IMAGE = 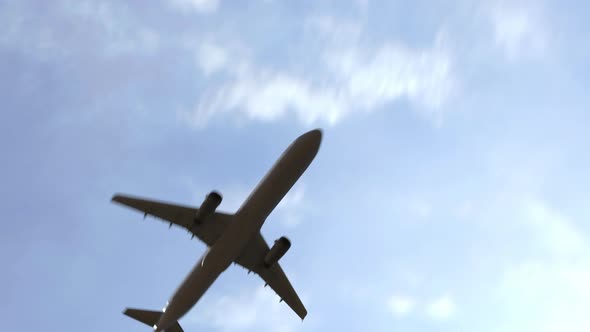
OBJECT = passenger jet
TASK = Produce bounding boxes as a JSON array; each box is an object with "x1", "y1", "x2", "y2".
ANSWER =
[{"x1": 111, "y1": 129, "x2": 322, "y2": 332}]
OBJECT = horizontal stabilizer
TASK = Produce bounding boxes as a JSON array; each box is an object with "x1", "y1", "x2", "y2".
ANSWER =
[{"x1": 123, "y1": 308, "x2": 184, "y2": 332}]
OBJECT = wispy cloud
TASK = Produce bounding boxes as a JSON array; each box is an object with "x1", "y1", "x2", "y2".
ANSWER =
[
  {"x1": 521, "y1": 199, "x2": 587, "y2": 257},
  {"x1": 275, "y1": 184, "x2": 306, "y2": 228},
  {"x1": 406, "y1": 197, "x2": 433, "y2": 219},
  {"x1": 196, "y1": 42, "x2": 230, "y2": 76},
  {"x1": 182, "y1": 17, "x2": 455, "y2": 127},
  {"x1": 487, "y1": 2, "x2": 549, "y2": 61},
  {"x1": 492, "y1": 199, "x2": 590, "y2": 332},
  {"x1": 385, "y1": 293, "x2": 456, "y2": 321},
  {"x1": 168, "y1": 0, "x2": 220, "y2": 14},
  {"x1": 425, "y1": 295, "x2": 455, "y2": 320},
  {"x1": 0, "y1": 1, "x2": 160, "y2": 60},
  {"x1": 454, "y1": 200, "x2": 473, "y2": 219},
  {"x1": 387, "y1": 295, "x2": 416, "y2": 317},
  {"x1": 497, "y1": 261, "x2": 590, "y2": 332}
]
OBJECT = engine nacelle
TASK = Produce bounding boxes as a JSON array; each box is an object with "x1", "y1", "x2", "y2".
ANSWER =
[
  {"x1": 264, "y1": 236, "x2": 291, "y2": 268},
  {"x1": 194, "y1": 191, "x2": 222, "y2": 224}
]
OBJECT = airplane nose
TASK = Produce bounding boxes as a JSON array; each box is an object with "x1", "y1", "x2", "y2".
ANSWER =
[
  {"x1": 298, "y1": 128, "x2": 322, "y2": 145},
  {"x1": 308, "y1": 129, "x2": 322, "y2": 141},
  {"x1": 285, "y1": 128, "x2": 323, "y2": 165}
]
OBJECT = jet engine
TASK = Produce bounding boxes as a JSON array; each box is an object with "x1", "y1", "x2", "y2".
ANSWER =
[
  {"x1": 194, "y1": 191, "x2": 222, "y2": 224},
  {"x1": 264, "y1": 236, "x2": 291, "y2": 268}
]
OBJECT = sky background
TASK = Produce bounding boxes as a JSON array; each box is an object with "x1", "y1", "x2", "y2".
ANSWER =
[{"x1": 2, "y1": 0, "x2": 590, "y2": 331}]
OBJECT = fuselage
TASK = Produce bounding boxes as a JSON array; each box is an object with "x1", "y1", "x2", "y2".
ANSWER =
[{"x1": 154, "y1": 129, "x2": 322, "y2": 332}]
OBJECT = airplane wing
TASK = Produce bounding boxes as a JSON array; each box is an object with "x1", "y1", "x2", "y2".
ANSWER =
[
  {"x1": 111, "y1": 194, "x2": 232, "y2": 247},
  {"x1": 235, "y1": 233, "x2": 307, "y2": 320}
]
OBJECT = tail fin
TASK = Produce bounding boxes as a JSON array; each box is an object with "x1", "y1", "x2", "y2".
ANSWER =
[{"x1": 123, "y1": 308, "x2": 184, "y2": 332}]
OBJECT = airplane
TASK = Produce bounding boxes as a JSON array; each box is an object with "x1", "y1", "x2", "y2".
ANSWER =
[{"x1": 111, "y1": 128, "x2": 322, "y2": 332}]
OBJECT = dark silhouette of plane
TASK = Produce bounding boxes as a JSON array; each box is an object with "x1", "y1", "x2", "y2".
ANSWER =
[{"x1": 112, "y1": 129, "x2": 322, "y2": 332}]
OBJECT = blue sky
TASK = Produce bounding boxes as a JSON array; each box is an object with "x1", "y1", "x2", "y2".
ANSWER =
[{"x1": 2, "y1": 0, "x2": 590, "y2": 331}]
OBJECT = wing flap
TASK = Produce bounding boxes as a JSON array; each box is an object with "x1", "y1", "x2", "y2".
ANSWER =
[{"x1": 112, "y1": 194, "x2": 232, "y2": 246}]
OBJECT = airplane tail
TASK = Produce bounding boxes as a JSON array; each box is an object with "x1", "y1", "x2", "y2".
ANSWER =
[{"x1": 123, "y1": 308, "x2": 184, "y2": 332}]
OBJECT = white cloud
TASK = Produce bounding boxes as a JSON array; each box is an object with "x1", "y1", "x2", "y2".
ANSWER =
[
  {"x1": 275, "y1": 184, "x2": 306, "y2": 228},
  {"x1": 386, "y1": 293, "x2": 457, "y2": 321},
  {"x1": 184, "y1": 285, "x2": 306, "y2": 332},
  {"x1": 196, "y1": 42, "x2": 229, "y2": 75},
  {"x1": 322, "y1": 36, "x2": 454, "y2": 111},
  {"x1": 387, "y1": 295, "x2": 416, "y2": 317},
  {"x1": 406, "y1": 198, "x2": 432, "y2": 219},
  {"x1": 0, "y1": 1, "x2": 161, "y2": 59},
  {"x1": 454, "y1": 200, "x2": 473, "y2": 218},
  {"x1": 491, "y1": 200, "x2": 590, "y2": 332},
  {"x1": 335, "y1": 280, "x2": 374, "y2": 303},
  {"x1": 303, "y1": 15, "x2": 364, "y2": 46},
  {"x1": 426, "y1": 295, "x2": 455, "y2": 320},
  {"x1": 521, "y1": 199, "x2": 587, "y2": 258},
  {"x1": 184, "y1": 70, "x2": 347, "y2": 126},
  {"x1": 169, "y1": 0, "x2": 219, "y2": 13},
  {"x1": 183, "y1": 18, "x2": 455, "y2": 127},
  {"x1": 487, "y1": 3, "x2": 548, "y2": 60},
  {"x1": 186, "y1": 178, "x2": 306, "y2": 228},
  {"x1": 496, "y1": 261, "x2": 590, "y2": 332},
  {"x1": 66, "y1": 2, "x2": 160, "y2": 57}
]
